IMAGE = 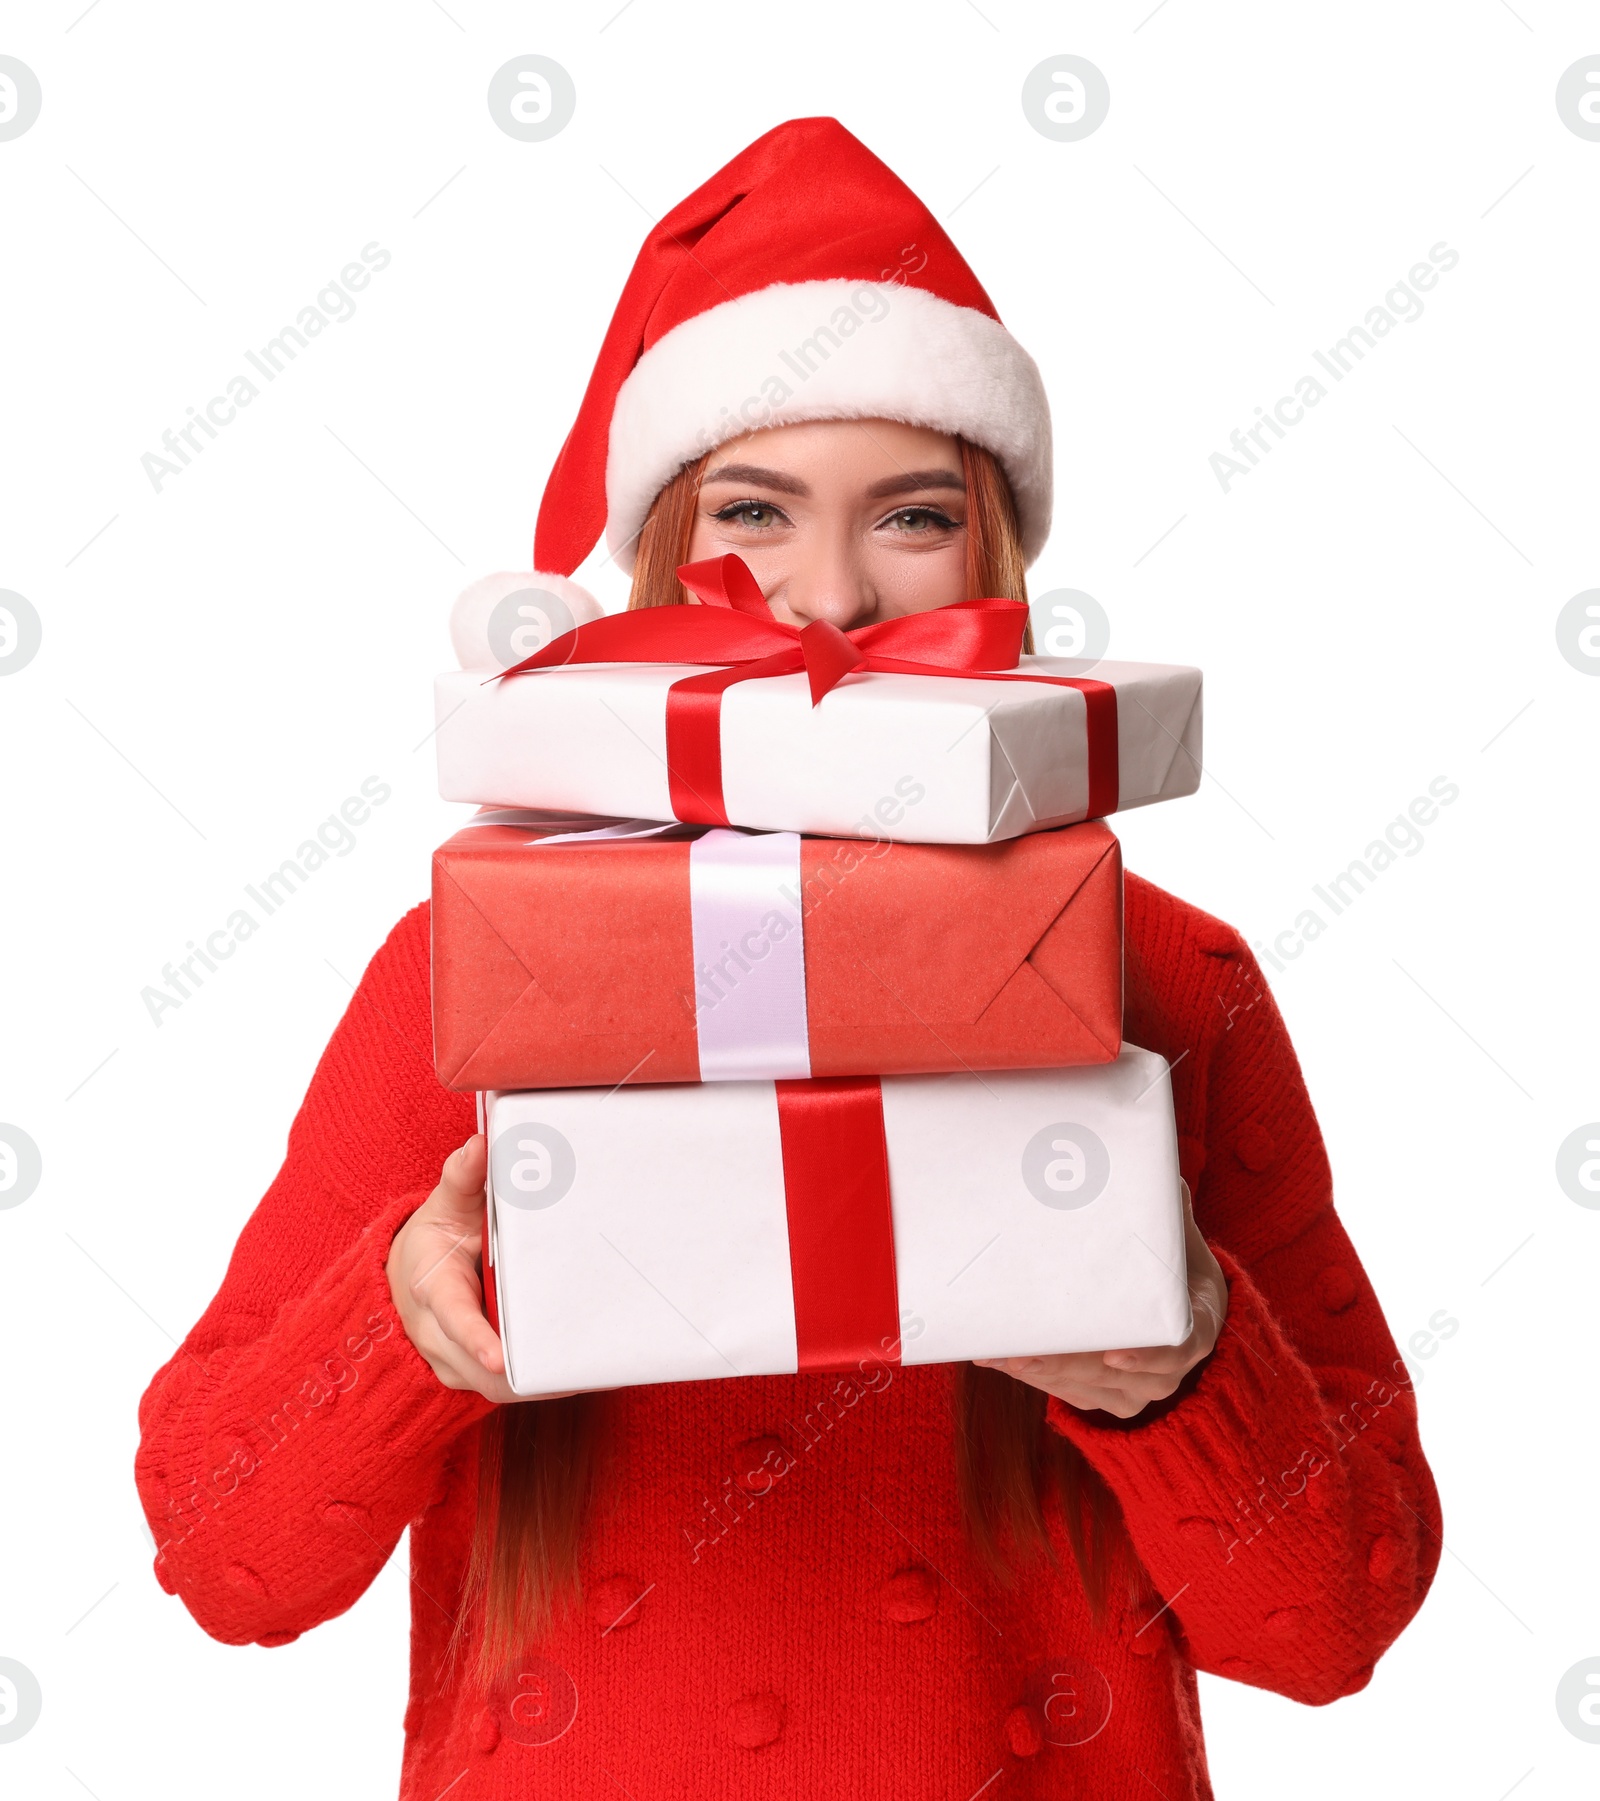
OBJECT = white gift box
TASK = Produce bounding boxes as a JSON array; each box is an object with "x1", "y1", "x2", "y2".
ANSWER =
[
  {"x1": 483, "y1": 1047, "x2": 1191, "y2": 1396},
  {"x1": 436, "y1": 657, "x2": 1202, "y2": 844}
]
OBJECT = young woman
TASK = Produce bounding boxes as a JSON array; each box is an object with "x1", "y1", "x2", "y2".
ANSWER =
[{"x1": 136, "y1": 119, "x2": 1439, "y2": 1800}]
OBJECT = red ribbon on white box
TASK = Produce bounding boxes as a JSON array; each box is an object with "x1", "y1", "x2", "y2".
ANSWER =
[
  {"x1": 483, "y1": 1074, "x2": 904, "y2": 1375},
  {"x1": 477, "y1": 818, "x2": 902, "y2": 1367},
  {"x1": 774, "y1": 1076, "x2": 902, "y2": 1371},
  {"x1": 491, "y1": 553, "x2": 1121, "y2": 827},
  {"x1": 482, "y1": 1048, "x2": 1191, "y2": 1394}
]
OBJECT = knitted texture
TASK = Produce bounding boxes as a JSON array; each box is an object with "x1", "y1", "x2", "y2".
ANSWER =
[{"x1": 135, "y1": 875, "x2": 1440, "y2": 1799}]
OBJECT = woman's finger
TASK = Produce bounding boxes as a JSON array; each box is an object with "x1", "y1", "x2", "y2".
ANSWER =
[
  {"x1": 431, "y1": 1135, "x2": 488, "y2": 1223},
  {"x1": 979, "y1": 1351, "x2": 1106, "y2": 1385},
  {"x1": 1062, "y1": 1365, "x2": 1177, "y2": 1402},
  {"x1": 1011, "y1": 1350, "x2": 1166, "y2": 1389},
  {"x1": 411, "y1": 1307, "x2": 518, "y2": 1401},
  {"x1": 1101, "y1": 1366, "x2": 1184, "y2": 1402},
  {"x1": 1189, "y1": 1288, "x2": 1226, "y2": 1340},
  {"x1": 1050, "y1": 1381, "x2": 1146, "y2": 1419},
  {"x1": 979, "y1": 1348, "x2": 1193, "y2": 1417},
  {"x1": 423, "y1": 1339, "x2": 516, "y2": 1403},
  {"x1": 1102, "y1": 1342, "x2": 1191, "y2": 1377},
  {"x1": 1016, "y1": 1354, "x2": 1187, "y2": 1409},
  {"x1": 427, "y1": 1265, "x2": 506, "y2": 1375},
  {"x1": 409, "y1": 1318, "x2": 480, "y2": 1388},
  {"x1": 1095, "y1": 1393, "x2": 1147, "y2": 1420},
  {"x1": 404, "y1": 1225, "x2": 480, "y2": 1305}
]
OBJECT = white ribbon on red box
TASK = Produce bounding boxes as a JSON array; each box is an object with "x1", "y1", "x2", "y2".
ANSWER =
[
  {"x1": 687, "y1": 829, "x2": 810, "y2": 1081},
  {"x1": 471, "y1": 810, "x2": 812, "y2": 1082}
]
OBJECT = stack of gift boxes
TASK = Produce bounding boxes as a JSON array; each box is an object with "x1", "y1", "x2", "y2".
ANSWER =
[{"x1": 429, "y1": 561, "x2": 1205, "y2": 1397}]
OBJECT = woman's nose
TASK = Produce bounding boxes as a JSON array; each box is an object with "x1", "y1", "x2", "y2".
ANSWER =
[{"x1": 781, "y1": 550, "x2": 876, "y2": 631}]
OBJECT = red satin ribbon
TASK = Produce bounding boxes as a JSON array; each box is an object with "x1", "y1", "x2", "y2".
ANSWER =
[
  {"x1": 774, "y1": 1077, "x2": 901, "y2": 1373},
  {"x1": 481, "y1": 1201, "x2": 501, "y2": 1336},
  {"x1": 494, "y1": 554, "x2": 1118, "y2": 827}
]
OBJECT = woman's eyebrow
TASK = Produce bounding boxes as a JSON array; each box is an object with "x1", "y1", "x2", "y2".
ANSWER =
[
  {"x1": 701, "y1": 463, "x2": 809, "y2": 496},
  {"x1": 863, "y1": 469, "x2": 965, "y2": 500}
]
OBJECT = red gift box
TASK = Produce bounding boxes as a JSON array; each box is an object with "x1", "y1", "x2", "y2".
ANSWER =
[{"x1": 432, "y1": 812, "x2": 1122, "y2": 1092}]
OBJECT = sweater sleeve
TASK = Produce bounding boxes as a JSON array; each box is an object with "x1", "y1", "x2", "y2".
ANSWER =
[
  {"x1": 1046, "y1": 932, "x2": 1442, "y2": 1705},
  {"x1": 134, "y1": 904, "x2": 493, "y2": 1646}
]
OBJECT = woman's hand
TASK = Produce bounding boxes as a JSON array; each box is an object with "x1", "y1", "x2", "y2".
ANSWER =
[
  {"x1": 386, "y1": 1135, "x2": 583, "y2": 1405},
  {"x1": 386, "y1": 1136, "x2": 515, "y2": 1402},
  {"x1": 974, "y1": 1182, "x2": 1229, "y2": 1421}
]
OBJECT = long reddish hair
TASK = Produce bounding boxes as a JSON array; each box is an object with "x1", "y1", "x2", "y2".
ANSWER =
[{"x1": 460, "y1": 436, "x2": 1128, "y2": 1682}]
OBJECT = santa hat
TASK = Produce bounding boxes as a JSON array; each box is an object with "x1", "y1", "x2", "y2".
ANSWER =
[{"x1": 453, "y1": 117, "x2": 1051, "y2": 664}]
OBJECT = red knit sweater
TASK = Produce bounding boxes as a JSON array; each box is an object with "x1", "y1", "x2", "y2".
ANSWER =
[{"x1": 135, "y1": 875, "x2": 1440, "y2": 1799}]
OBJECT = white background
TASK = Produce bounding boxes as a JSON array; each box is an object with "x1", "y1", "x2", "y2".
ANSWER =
[{"x1": 1, "y1": 2, "x2": 1596, "y2": 1796}]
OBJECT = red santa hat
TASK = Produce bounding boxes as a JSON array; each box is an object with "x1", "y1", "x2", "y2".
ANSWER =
[{"x1": 453, "y1": 117, "x2": 1052, "y2": 664}]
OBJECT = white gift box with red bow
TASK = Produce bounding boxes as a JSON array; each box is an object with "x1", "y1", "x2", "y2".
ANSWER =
[
  {"x1": 435, "y1": 656, "x2": 1202, "y2": 845},
  {"x1": 481, "y1": 1046, "x2": 1191, "y2": 1397}
]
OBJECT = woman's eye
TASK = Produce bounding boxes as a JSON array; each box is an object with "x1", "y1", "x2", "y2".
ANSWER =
[
  {"x1": 714, "y1": 502, "x2": 785, "y2": 529},
  {"x1": 882, "y1": 507, "x2": 958, "y2": 533}
]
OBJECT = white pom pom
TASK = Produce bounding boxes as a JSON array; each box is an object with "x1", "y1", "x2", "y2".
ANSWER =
[{"x1": 450, "y1": 571, "x2": 604, "y2": 670}]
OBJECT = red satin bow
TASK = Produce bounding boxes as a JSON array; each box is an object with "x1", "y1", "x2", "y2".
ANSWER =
[{"x1": 494, "y1": 555, "x2": 1117, "y2": 827}]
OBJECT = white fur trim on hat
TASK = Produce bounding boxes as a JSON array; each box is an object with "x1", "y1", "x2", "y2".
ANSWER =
[
  {"x1": 604, "y1": 280, "x2": 1052, "y2": 573},
  {"x1": 450, "y1": 571, "x2": 603, "y2": 671}
]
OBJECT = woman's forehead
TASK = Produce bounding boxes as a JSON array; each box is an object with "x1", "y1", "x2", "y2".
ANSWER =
[{"x1": 703, "y1": 418, "x2": 963, "y2": 484}]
